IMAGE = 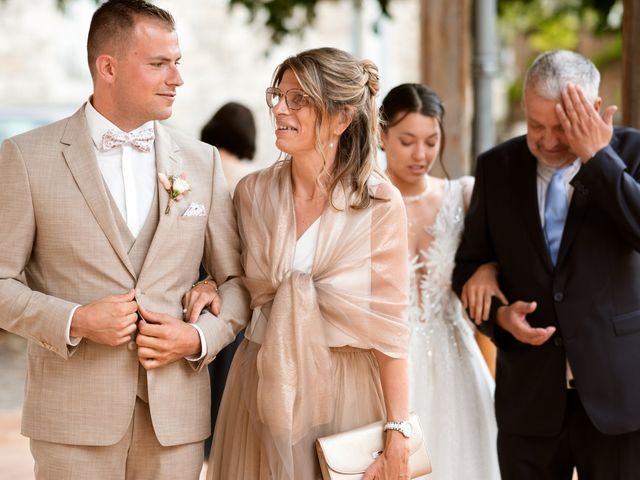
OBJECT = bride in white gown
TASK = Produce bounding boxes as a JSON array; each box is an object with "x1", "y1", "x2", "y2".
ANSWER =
[{"x1": 380, "y1": 83, "x2": 502, "y2": 479}]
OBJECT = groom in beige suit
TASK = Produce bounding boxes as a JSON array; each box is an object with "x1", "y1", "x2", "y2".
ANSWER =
[{"x1": 0, "y1": 1, "x2": 249, "y2": 478}]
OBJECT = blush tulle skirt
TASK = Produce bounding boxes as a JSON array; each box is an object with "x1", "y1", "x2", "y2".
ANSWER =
[{"x1": 207, "y1": 340, "x2": 386, "y2": 480}]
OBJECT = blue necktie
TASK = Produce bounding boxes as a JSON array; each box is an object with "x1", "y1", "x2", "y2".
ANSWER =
[{"x1": 544, "y1": 167, "x2": 570, "y2": 265}]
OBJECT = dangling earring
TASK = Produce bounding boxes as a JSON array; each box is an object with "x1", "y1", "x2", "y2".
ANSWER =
[{"x1": 329, "y1": 142, "x2": 335, "y2": 149}]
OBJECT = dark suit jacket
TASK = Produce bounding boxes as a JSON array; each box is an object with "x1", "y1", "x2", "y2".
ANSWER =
[{"x1": 453, "y1": 127, "x2": 640, "y2": 436}]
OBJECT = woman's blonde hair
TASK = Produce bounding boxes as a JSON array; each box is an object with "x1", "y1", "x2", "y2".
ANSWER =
[{"x1": 271, "y1": 47, "x2": 381, "y2": 209}]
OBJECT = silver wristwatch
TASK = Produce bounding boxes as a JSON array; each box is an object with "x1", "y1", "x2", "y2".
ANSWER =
[{"x1": 383, "y1": 420, "x2": 413, "y2": 438}]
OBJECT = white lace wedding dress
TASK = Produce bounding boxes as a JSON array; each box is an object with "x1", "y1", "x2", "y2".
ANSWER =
[{"x1": 409, "y1": 178, "x2": 500, "y2": 479}]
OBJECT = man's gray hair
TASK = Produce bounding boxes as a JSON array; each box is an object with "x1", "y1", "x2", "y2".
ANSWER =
[{"x1": 524, "y1": 50, "x2": 600, "y2": 103}]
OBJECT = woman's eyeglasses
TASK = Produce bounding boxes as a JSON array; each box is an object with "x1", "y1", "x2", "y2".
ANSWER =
[{"x1": 265, "y1": 87, "x2": 310, "y2": 111}]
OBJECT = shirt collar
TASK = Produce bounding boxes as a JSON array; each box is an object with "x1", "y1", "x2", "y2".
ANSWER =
[
  {"x1": 537, "y1": 158, "x2": 581, "y2": 183},
  {"x1": 84, "y1": 99, "x2": 154, "y2": 151}
]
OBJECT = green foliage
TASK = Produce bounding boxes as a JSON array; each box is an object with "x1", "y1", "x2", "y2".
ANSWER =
[
  {"x1": 498, "y1": 0, "x2": 617, "y2": 45},
  {"x1": 498, "y1": 0, "x2": 618, "y2": 32},
  {"x1": 5, "y1": 0, "x2": 619, "y2": 46},
  {"x1": 507, "y1": 79, "x2": 523, "y2": 106},
  {"x1": 499, "y1": 0, "x2": 622, "y2": 106},
  {"x1": 227, "y1": 0, "x2": 391, "y2": 43},
  {"x1": 54, "y1": 0, "x2": 100, "y2": 11},
  {"x1": 229, "y1": 0, "x2": 318, "y2": 44},
  {"x1": 591, "y1": 33, "x2": 623, "y2": 68}
]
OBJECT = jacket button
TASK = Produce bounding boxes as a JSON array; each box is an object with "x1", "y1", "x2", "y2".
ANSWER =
[
  {"x1": 554, "y1": 292, "x2": 564, "y2": 302},
  {"x1": 553, "y1": 337, "x2": 563, "y2": 347},
  {"x1": 127, "y1": 340, "x2": 136, "y2": 351}
]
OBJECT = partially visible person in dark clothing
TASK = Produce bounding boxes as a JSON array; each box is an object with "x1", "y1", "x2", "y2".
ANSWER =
[
  {"x1": 201, "y1": 102, "x2": 256, "y2": 193},
  {"x1": 200, "y1": 101, "x2": 256, "y2": 457}
]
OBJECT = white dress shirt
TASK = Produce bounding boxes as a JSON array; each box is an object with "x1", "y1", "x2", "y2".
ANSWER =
[
  {"x1": 85, "y1": 100, "x2": 156, "y2": 237},
  {"x1": 66, "y1": 102, "x2": 206, "y2": 360}
]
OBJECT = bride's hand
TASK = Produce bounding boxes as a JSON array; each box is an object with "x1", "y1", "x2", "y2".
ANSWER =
[
  {"x1": 362, "y1": 431, "x2": 410, "y2": 480},
  {"x1": 461, "y1": 262, "x2": 508, "y2": 324},
  {"x1": 182, "y1": 280, "x2": 220, "y2": 322}
]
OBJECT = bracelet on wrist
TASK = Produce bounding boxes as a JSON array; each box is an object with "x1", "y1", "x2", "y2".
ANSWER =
[
  {"x1": 192, "y1": 279, "x2": 218, "y2": 291},
  {"x1": 383, "y1": 420, "x2": 413, "y2": 438}
]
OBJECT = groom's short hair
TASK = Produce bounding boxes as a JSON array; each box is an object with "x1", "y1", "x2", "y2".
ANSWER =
[{"x1": 87, "y1": 0, "x2": 175, "y2": 79}]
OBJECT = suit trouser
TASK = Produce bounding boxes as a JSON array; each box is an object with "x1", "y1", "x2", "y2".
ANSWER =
[
  {"x1": 498, "y1": 389, "x2": 640, "y2": 480},
  {"x1": 30, "y1": 397, "x2": 203, "y2": 480}
]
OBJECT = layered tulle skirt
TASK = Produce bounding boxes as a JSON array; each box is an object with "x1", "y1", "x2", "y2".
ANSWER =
[{"x1": 207, "y1": 340, "x2": 386, "y2": 480}]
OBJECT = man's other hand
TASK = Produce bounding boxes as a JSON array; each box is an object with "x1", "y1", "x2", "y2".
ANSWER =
[
  {"x1": 496, "y1": 301, "x2": 556, "y2": 346},
  {"x1": 70, "y1": 289, "x2": 138, "y2": 347}
]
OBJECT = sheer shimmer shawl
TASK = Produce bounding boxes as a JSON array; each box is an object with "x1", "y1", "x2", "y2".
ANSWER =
[{"x1": 233, "y1": 159, "x2": 409, "y2": 474}]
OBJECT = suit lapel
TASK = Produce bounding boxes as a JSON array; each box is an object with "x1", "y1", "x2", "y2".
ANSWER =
[
  {"x1": 60, "y1": 107, "x2": 136, "y2": 279},
  {"x1": 556, "y1": 179, "x2": 588, "y2": 267},
  {"x1": 139, "y1": 122, "x2": 181, "y2": 273},
  {"x1": 509, "y1": 147, "x2": 554, "y2": 272}
]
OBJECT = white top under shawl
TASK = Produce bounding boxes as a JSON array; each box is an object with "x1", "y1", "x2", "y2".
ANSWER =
[
  {"x1": 245, "y1": 217, "x2": 362, "y2": 347},
  {"x1": 292, "y1": 217, "x2": 322, "y2": 273}
]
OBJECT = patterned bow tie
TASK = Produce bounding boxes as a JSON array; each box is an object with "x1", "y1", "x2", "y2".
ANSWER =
[{"x1": 101, "y1": 128, "x2": 155, "y2": 152}]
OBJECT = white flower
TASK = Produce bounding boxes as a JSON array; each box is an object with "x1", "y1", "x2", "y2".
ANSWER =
[
  {"x1": 172, "y1": 177, "x2": 190, "y2": 195},
  {"x1": 159, "y1": 172, "x2": 191, "y2": 214}
]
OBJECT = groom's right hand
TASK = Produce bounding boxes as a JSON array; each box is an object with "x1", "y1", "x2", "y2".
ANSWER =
[{"x1": 70, "y1": 289, "x2": 139, "y2": 346}]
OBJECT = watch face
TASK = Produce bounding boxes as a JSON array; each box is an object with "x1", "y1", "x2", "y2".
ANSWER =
[{"x1": 402, "y1": 422, "x2": 413, "y2": 437}]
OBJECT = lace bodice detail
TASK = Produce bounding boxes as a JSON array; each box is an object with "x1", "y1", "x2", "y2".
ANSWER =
[{"x1": 409, "y1": 178, "x2": 473, "y2": 344}]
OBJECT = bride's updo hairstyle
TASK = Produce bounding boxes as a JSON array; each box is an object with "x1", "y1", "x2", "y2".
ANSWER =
[
  {"x1": 379, "y1": 83, "x2": 448, "y2": 177},
  {"x1": 271, "y1": 47, "x2": 381, "y2": 209}
]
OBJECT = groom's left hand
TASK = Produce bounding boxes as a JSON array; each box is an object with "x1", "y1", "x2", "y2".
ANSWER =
[{"x1": 136, "y1": 304, "x2": 201, "y2": 370}]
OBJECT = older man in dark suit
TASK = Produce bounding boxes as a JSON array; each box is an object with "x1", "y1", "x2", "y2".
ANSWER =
[{"x1": 454, "y1": 50, "x2": 640, "y2": 479}]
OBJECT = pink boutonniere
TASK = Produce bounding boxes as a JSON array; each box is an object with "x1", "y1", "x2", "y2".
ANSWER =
[{"x1": 158, "y1": 172, "x2": 191, "y2": 214}]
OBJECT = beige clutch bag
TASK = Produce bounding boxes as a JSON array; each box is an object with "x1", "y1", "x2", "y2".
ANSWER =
[{"x1": 316, "y1": 412, "x2": 432, "y2": 479}]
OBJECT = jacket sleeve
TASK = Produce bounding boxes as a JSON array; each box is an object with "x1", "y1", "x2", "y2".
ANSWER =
[
  {"x1": 572, "y1": 138, "x2": 640, "y2": 251},
  {"x1": 0, "y1": 138, "x2": 78, "y2": 359},
  {"x1": 191, "y1": 146, "x2": 250, "y2": 371},
  {"x1": 452, "y1": 153, "x2": 512, "y2": 345}
]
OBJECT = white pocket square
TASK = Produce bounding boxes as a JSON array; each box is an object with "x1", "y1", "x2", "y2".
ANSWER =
[{"x1": 182, "y1": 202, "x2": 207, "y2": 217}]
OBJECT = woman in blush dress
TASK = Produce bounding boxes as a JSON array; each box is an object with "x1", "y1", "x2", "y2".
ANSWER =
[
  {"x1": 188, "y1": 48, "x2": 413, "y2": 480},
  {"x1": 380, "y1": 83, "x2": 503, "y2": 480}
]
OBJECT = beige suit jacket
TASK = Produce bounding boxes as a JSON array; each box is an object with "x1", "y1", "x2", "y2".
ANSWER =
[{"x1": 0, "y1": 106, "x2": 250, "y2": 447}]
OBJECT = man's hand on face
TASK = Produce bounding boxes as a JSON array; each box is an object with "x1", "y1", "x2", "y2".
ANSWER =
[
  {"x1": 496, "y1": 301, "x2": 556, "y2": 346},
  {"x1": 555, "y1": 83, "x2": 617, "y2": 162},
  {"x1": 70, "y1": 289, "x2": 138, "y2": 346},
  {"x1": 136, "y1": 304, "x2": 201, "y2": 370}
]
